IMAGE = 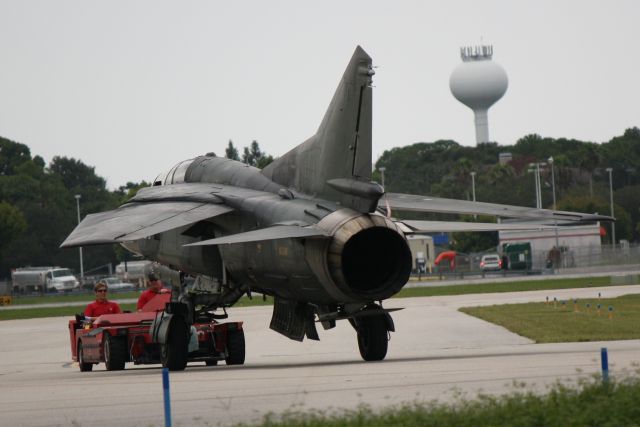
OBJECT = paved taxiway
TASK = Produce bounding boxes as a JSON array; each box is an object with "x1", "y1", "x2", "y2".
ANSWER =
[{"x1": 1, "y1": 285, "x2": 639, "y2": 427}]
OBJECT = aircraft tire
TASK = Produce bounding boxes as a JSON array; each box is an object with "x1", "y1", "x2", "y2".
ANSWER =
[
  {"x1": 104, "y1": 335, "x2": 126, "y2": 371},
  {"x1": 78, "y1": 342, "x2": 93, "y2": 372},
  {"x1": 161, "y1": 316, "x2": 189, "y2": 371},
  {"x1": 225, "y1": 329, "x2": 245, "y2": 365},
  {"x1": 356, "y1": 315, "x2": 388, "y2": 361}
]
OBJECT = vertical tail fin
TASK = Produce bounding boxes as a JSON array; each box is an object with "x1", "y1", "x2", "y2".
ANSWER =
[{"x1": 262, "y1": 46, "x2": 381, "y2": 212}]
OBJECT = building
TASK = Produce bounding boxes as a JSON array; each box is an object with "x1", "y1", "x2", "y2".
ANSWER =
[
  {"x1": 406, "y1": 234, "x2": 435, "y2": 274},
  {"x1": 498, "y1": 224, "x2": 602, "y2": 270}
]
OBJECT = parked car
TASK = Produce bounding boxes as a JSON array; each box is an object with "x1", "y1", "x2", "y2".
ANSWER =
[
  {"x1": 102, "y1": 277, "x2": 135, "y2": 292},
  {"x1": 480, "y1": 254, "x2": 502, "y2": 271}
]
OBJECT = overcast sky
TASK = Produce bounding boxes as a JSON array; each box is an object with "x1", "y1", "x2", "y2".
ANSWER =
[{"x1": 0, "y1": 1, "x2": 637, "y2": 189}]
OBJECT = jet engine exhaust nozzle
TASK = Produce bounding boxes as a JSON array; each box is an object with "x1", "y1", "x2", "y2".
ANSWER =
[{"x1": 316, "y1": 212, "x2": 412, "y2": 301}]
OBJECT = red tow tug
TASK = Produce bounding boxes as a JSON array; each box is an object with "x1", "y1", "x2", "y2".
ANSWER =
[{"x1": 69, "y1": 293, "x2": 245, "y2": 372}]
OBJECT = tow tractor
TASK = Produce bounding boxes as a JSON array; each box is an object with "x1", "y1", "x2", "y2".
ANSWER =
[{"x1": 69, "y1": 292, "x2": 245, "y2": 372}]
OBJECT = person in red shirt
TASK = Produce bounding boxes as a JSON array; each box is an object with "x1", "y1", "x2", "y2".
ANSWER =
[
  {"x1": 84, "y1": 281, "x2": 122, "y2": 318},
  {"x1": 137, "y1": 273, "x2": 169, "y2": 311}
]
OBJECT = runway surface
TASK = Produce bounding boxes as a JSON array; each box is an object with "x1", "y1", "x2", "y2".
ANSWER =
[{"x1": 1, "y1": 285, "x2": 639, "y2": 427}]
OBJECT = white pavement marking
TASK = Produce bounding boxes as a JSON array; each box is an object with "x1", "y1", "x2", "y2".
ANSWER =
[{"x1": 0, "y1": 286, "x2": 639, "y2": 426}]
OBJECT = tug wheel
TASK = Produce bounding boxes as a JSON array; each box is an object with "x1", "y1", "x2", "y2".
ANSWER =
[
  {"x1": 78, "y1": 342, "x2": 93, "y2": 372},
  {"x1": 104, "y1": 335, "x2": 126, "y2": 371},
  {"x1": 161, "y1": 316, "x2": 189, "y2": 371}
]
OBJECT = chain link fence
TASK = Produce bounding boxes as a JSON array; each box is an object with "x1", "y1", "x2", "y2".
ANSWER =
[{"x1": 421, "y1": 243, "x2": 640, "y2": 280}]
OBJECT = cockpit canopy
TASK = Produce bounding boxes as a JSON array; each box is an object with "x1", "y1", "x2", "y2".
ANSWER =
[{"x1": 152, "y1": 159, "x2": 195, "y2": 186}]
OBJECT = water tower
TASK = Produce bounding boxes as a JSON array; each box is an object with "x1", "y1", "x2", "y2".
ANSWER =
[{"x1": 449, "y1": 45, "x2": 508, "y2": 144}]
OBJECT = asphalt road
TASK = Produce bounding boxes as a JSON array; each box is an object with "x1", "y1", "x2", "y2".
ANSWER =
[{"x1": 1, "y1": 285, "x2": 639, "y2": 427}]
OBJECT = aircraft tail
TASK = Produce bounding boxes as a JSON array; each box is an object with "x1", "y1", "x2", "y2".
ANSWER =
[{"x1": 262, "y1": 46, "x2": 382, "y2": 212}]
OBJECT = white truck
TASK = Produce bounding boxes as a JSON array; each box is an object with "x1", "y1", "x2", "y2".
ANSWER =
[
  {"x1": 11, "y1": 267, "x2": 80, "y2": 293},
  {"x1": 115, "y1": 260, "x2": 154, "y2": 283},
  {"x1": 115, "y1": 260, "x2": 180, "y2": 289}
]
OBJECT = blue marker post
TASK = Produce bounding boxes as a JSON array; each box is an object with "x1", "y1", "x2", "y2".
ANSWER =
[
  {"x1": 600, "y1": 347, "x2": 609, "y2": 384},
  {"x1": 162, "y1": 368, "x2": 172, "y2": 427}
]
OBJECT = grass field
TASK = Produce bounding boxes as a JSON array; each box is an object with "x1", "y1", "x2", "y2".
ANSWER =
[
  {"x1": 395, "y1": 276, "x2": 614, "y2": 298},
  {"x1": 7, "y1": 276, "x2": 617, "y2": 306},
  {"x1": 0, "y1": 303, "x2": 138, "y2": 321},
  {"x1": 235, "y1": 375, "x2": 640, "y2": 427},
  {"x1": 9, "y1": 291, "x2": 140, "y2": 305},
  {"x1": 460, "y1": 293, "x2": 640, "y2": 342},
  {"x1": 0, "y1": 276, "x2": 633, "y2": 322},
  {"x1": 0, "y1": 296, "x2": 273, "y2": 321}
]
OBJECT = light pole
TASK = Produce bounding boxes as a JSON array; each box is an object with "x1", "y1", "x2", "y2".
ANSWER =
[
  {"x1": 379, "y1": 167, "x2": 386, "y2": 188},
  {"x1": 548, "y1": 156, "x2": 560, "y2": 251},
  {"x1": 536, "y1": 162, "x2": 542, "y2": 209},
  {"x1": 606, "y1": 168, "x2": 615, "y2": 246},
  {"x1": 548, "y1": 157, "x2": 557, "y2": 210},
  {"x1": 528, "y1": 162, "x2": 545, "y2": 209},
  {"x1": 74, "y1": 195, "x2": 84, "y2": 281},
  {"x1": 470, "y1": 171, "x2": 476, "y2": 202}
]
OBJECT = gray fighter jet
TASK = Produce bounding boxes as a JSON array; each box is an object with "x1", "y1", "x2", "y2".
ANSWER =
[{"x1": 61, "y1": 46, "x2": 611, "y2": 370}]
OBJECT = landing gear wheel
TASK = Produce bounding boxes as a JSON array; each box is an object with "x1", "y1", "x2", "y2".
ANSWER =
[
  {"x1": 104, "y1": 335, "x2": 126, "y2": 371},
  {"x1": 161, "y1": 316, "x2": 189, "y2": 371},
  {"x1": 225, "y1": 329, "x2": 245, "y2": 365},
  {"x1": 78, "y1": 342, "x2": 93, "y2": 372},
  {"x1": 356, "y1": 315, "x2": 388, "y2": 361}
]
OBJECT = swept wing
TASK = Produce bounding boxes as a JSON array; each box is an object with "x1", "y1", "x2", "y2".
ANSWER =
[
  {"x1": 383, "y1": 192, "x2": 613, "y2": 222},
  {"x1": 60, "y1": 183, "x2": 239, "y2": 248},
  {"x1": 60, "y1": 202, "x2": 233, "y2": 248},
  {"x1": 400, "y1": 220, "x2": 558, "y2": 233}
]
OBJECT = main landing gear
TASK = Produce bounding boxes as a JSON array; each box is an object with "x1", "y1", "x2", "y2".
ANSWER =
[{"x1": 348, "y1": 304, "x2": 394, "y2": 362}]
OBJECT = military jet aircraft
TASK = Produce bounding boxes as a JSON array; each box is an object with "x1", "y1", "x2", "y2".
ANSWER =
[{"x1": 62, "y1": 46, "x2": 611, "y2": 370}]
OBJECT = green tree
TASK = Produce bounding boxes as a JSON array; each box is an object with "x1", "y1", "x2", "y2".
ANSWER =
[
  {"x1": 614, "y1": 185, "x2": 640, "y2": 241},
  {"x1": 5, "y1": 155, "x2": 120, "y2": 278},
  {"x1": 449, "y1": 215, "x2": 499, "y2": 253},
  {"x1": 557, "y1": 195, "x2": 632, "y2": 244},
  {"x1": 576, "y1": 143, "x2": 600, "y2": 197},
  {"x1": 599, "y1": 127, "x2": 640, "y2": 189},
  {"x1": 485, "y1": 163, "x2": 514, "y2": 187},
  {"x1": 0, "y1": 136, "x2": 32, "y2": 175},
  {"x1": 0, "y1": 202, "x2": 27, "y2": 240},
  {"x1": 242, "y1": 140, "x2": 261, "y2": 165},
  {"x1": 255, "y1": 154, "x2": 274, "y2": 169},
  {"x1": 0, "y1": 202, "x2": 28, "y2": 272},
  {"x1": 49, "y1": 156, "x2": 105, "y2": 190},
  {"x1": 225, "y1": 140, "x2": 240, "y2": 161},
  {"x1": 115, "y1": 181, "x2": 151, "y2": 204},
  {"x1": 240, "y1": 140, "x2": 273, "y2": 168}
]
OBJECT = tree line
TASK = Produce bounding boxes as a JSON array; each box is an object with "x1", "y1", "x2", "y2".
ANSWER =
[
  {"x1": 0, "y1": 128, "x2": 637, "y2": 278},
  {"x1": 374, "y1": 127, "x2": 640, "y2": 252}
]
